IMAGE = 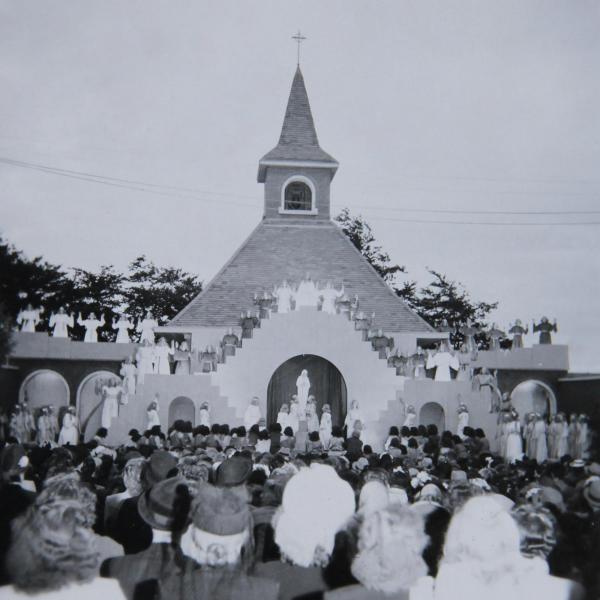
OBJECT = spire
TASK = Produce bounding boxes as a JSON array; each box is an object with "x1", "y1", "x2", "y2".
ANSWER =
[{"x1": 258, "y1": 66, "x2": 337, "y2": 182}]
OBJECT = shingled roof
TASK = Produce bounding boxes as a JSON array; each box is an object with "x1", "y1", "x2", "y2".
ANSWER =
[
  {"x1": 168, "y1": 220, "x2": 433, "y2": 333},
  {"x1": 258, "y1": 67, "x2": 337, "y2": 182}
]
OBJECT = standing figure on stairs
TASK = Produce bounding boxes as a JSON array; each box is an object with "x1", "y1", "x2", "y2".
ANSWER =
[
  {"x1": 173, "y1": 340, "x2": 192, "y2": 375},
  {"x1": 350, "y1": 294, "x2": 359, "y2": 317},
  {"x1": 344, "y1": 399, "x2": 364, "y2": 437},
  {"x1": 473, "y1": 368, "x2": 502, "y2": 413},
  {"x1": 456, "y1": 343, "x2": 475, "y2": 381},
  {"x1": 295, "y1": 274, "x2": 320, "y2": 309},
  {"x1": 411, "y1": 347, "x2": 427, "y2": 379},
  {"x1": 49, "y1": 307, "x2": 74, "y2": 338},
  {"x1": 78, "y1": 312, "x2": 105, "y2": 342},
  {"x1": 336, "y1": 292, "x2": 352, "y2": 320},
  {"x1": 320, "y1": 281, "x2": 342, "y2": 315},
  {"x1": 369, "y1": 329, "x2": 394, "y2": 359},
  {"x1": 199, "y1": 345, "x2": 218, "y2": 373},
  {"x1": 136, "y1": 339, "x2": 156, "y2": 383},
  {"x1": 354, "y1": 311, "x2": 373, "y2": 341},
  {"x1": 240, "y1": 310, "x2": 260, "y2": 339},
  {"x1": 153, "y1": 337, "x2": 174, "y2": 375},
  {"x1": 426, "y1": 340, "x2": 459, "y2": 382},
  {"x1": 457, "y1": 402, "x2": 469, "y2": 439},
  {"x1": 459, "y1": 320, "x2": 479, "y2": 353},
  {"x1": 274, "y1": 280, "x2": 294, "y2": 314},
  {"x1": 320, "y1": 404, "x2": 332, "y2": 449},
  {"x1": 112, "y1": 314, "x2": 134, "y2": 343},
  {"x1": 137, "y1": 311, "x2": 158, "y2": 344},
  {"x1": 295, "y1": 369, "x2": 311, "y2": 415},
  {"x1": 255, "y1": 291, "x2": 274, "y2": 319},
  {"x1": 403, "y1": 405, "x2": 416, "y2": 428},
  {"x1": 306, "y1": 396, "x2": 319, "y2": 433},
  {"x1": 146, "y1": 398, "x2": 161, "y2": 430},
  {"x1": 533, "y1": 317, "x2": 558, "y2": 345},
  {"x1": 58, "y1": 406, "x2": 79, "y2": 446},
  {"x1": 508, "y1": 319, "x2": 528, "y2": 349},
  {"x1": 101, "y1": 379, "x2": 122, "y2": 429},
  {"x1": 17, "y1": 303, "x2": 44, "y2": 332},
  {"x1": 120, "y1": 356, "x2": 137, "y2": 400},
  {"x1": 487, "y1": 323, "x2": 506, "y2": 351},
  {"x1": 199, "y1": 402, "x2": 210, "y2": 428},
  {"x1": 244, "y1": 397, "x2": 261, "y2": 431},
  {"x1": 220, "y1": 328, "x2": 240, "y2": 361}
]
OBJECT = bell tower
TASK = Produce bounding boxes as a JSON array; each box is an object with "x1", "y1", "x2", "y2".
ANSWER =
[{"x1": 257, "y1": 67, "x2": 338, "y2": 221}]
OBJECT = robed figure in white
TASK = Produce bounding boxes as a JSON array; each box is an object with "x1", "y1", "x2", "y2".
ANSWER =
[
  {"x1": 49, "y1": 308, "x2": 73, "y2": 338},
  {"x1": 244, "y1": 397, "x2": 261, "y2": 431},
  {"x1": 58, "y1": 408, "x2": 79, "y2": 446},
  {"x1": 274, "y1": 280, "x2": 294, "y2": 314},
  {"x1": 457, "y1": 404, "x2": 469, "y2": 439},
  {"x1": 296, "y1": 370, "x2": 311, "y2": 414},
  {"x1": 120, "y1": 357, "x2": 137, "y2": 399},
  {"x1": 403, "y1": 405, "x2": 417, "y2": 428},
  {"x1": 295, "y1": 276, "x2": 320, "y2": 309},
  {"x1": 17, "y1": 304, "x2": 43, "y2": 332},
  {"x1": 136, "y1": 340, "x2": 156, "y2": 383},
  {"x1": 345, "y1": 399, "x2": 364, "y2": 435},
  {"x1": 426, "y1": 343, "x2": 459, "y2": 382},
  {"x1": 320, "y1": 282, "x2": 342, "y2": 315},
  {"x1": 146, "y1": 399, "x2": 161, "y2": 430},
  {"x1": 199, "y1": 402, "x2": 210, "y2": 428},
  {"x1": 277, "y1": 404, "x2": 290, "y2": 431},
  {"x1": 101, "y1": 381, "x2": 122, "y2": 429},
  {"x1": 138, "y1": 312, "x2": 158, "y2": 344},
  {"x1": 319, "y1": 404, "x2": 333, "y2": 449},
  {"x1": 36, "y1": 408, "x2": 53, "y2": 445},
  {"x1": 504, "y1": 414, "x2": 523, "y2": 463},
  {"x1": 153, "y1": 338, "x2": 174, "y2": 375},
  {"x1": 113, "y1": 315, "x2": 134, "y2": 343},
  {"x1": 288, "y1": 398, "x2": 300, "y2": 434},
  {"x1": 78, "y1": 313, "x2": 105, "y2": 343}
]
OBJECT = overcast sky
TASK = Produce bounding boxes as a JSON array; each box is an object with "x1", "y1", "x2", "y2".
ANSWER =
[{"x1": 1, "y1": 1, "x2": 599, "y2": 371}]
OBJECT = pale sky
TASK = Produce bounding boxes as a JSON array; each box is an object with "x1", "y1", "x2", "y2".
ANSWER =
[{"x1": 1, "y1": 1, "x2": 599, "y2": 371}]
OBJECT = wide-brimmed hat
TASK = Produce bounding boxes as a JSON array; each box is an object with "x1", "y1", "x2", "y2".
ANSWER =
[
  {"x1": 583, "y1": 478, "x2": 600, "y2": 510},
  {"x1": 215, "y1": 456, "x2": 253, "y2": 487},
  {"x1": 191, "y1": 484, "x2": 250, "y2": 535},
  {"x1": 142, "y1": 451, "x2": 178, "y2": 487},
  {"x1": 138, "y1": 476, "x2": 188, "y2": 530}
]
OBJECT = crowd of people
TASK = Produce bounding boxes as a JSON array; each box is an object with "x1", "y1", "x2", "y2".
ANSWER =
[{"x1": 1, "y1": 405, "x2": 598, "y2": 600}]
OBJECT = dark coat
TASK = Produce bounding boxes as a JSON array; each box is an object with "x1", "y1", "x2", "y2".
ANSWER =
[
  {"x1": 254, "y1": 561, "x2": 324, "y2": 600},
  {"x1": 110, "y1": 494, "x2": 152, "y2": 555}
]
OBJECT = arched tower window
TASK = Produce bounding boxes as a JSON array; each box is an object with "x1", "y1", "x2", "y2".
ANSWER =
[{"x1": 280, "y1": 176, "x2": 317, "y2": 214}]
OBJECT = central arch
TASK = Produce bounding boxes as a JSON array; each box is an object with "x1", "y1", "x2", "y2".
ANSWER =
[{"x1": 267, "y1": 354, "x2": 347, "y2": 428}]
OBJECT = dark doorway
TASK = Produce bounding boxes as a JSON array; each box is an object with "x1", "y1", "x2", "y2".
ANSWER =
[{"x1": 267, "y1": 354, "x2": 347, "y2": 427}]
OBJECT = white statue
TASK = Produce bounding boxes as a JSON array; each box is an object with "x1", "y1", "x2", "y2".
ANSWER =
[
  {"x1": 49, "y1": 307, "x2": 73, "y2": 338},
  {"x1": 101, "y1": 379, "x2": 122, "y2": 429},
  {"x1": 135, "y1": 339, "x2": 155, "y2": 383},
  {"x1": 426, "y1": 340, "x2": 459, "y2": 382},
  {"x1": 243, "y1": 397, "x2": 261, "y2": 431},
  {"x1": 146, "y1": 398, "x2": 161, "y2": 430},
  {"x1": 57, "y1": 407, "x2": 79, "y2": 446},
  {"x1": 17, "y1": 304, "x2": 43, "y2": 332},
  {"x1": 112, "y1": 314, "x2": 134, "y2": 343},
  {"x1": 320, "y1": 281, "x2": 342, "y2": 315},
  {"x1": 153, "y1": 337, "x2": 174, "y2": 375},
  {"x1": 274, "y1": 280, "x2": 294, "y2": 314},
  {"x1": 296, "y1": 369, "x2": 311, "y2": 414},
  {"x1": 78, "y1": 312, "x2": 105, "y2": 343},
  {"x1": 295, "y1": 274, "x2": 320, "y2": 309},
  {"x1": 199, "y1": 401, "x2": 210, "y2": 427},
  {"x1": 120, "y1": 356, "x2": 137, "y2": 400},
  {"x1": 137, "y1": 311, "x2": 158, "y2": 344}
]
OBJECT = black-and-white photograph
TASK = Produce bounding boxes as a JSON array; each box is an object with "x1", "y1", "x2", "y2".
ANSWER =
[{"x1": 0, "y1": 2, "x2": 599, "y2": 599}]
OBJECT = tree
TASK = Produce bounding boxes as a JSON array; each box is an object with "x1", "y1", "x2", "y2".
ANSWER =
[
  {"x1": 0, "y1": 303, "x2": 14, "y2": 364},
  {"x1": 334, "y1": 208, "x2": 405, "y2": 285},
  {"x1": 336, "y1": 210, "x2": 498, "y2": 347},
  {"x1": 123, "y1": 256, "x2": 202, "y2": 329}
]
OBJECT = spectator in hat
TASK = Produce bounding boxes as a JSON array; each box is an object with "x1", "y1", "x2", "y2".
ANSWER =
[
  {"x1": 160, "y1": 483, "x2": 279, "y2": 600},
  {"x1": 111, "y1": 451, "x2": 177, "y2": 554},
  {"x1": 215, "y1": 455, "x2": 253, "y2": 488},
  {"x1": 104, "y1": 457, "x2": 145, "y2": 534},
  {"x1": 101, "y1": 476, "x2": 193, "y2": 600}
]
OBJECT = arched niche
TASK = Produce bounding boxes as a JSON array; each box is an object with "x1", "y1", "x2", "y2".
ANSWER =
[
  {"x1": 510, "y1": 380, "x2": 557, "y2": 422},
  {"x1": 267, "y1": 354, "x2": 347, "y2": 428},
  {"x1": 19, "y1": 370, "x2": 70, "y2": 415},
  {"x1": 168, "y1": 396, "x2": 195, "y2": 428},
  {"x1": 419, "y1": 402, "x2": 446, "y2": 432}
]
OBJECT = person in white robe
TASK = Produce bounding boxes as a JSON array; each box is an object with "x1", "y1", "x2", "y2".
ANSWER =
[
  {"x1": 137, "y1": 311, "x2": 158, "y2": 344},
  {"x1": 119, "y1": 356, "x2": 137, "y2": 401},
  {"x1": 295, "y1": 275, "x2": 320, "y2": 308},
  {"x1": 19, "y1": 402, "x2": 35, "y2": 442},
  {"x1": 532, "y1": 414, "x2": 548, "y2": 463},
  {"x1": 277, "y1": 403, "x2": 290, "y2": 431},
  {"x1": 174, "y1": 340, "x2": 192, "y2": 375},
  {"x1": 306, "y1": 396, "x2": 319, "y2": 433},
  {"x1": 575, "y1": 415, "x2": 590, "y2": 460},
  {"x1": 274, "y1": 280, "x2": 294, "y2": 313},
  {"x1": 296, "y1": 369, "x2": 311, "y2": 414},
  {"x1": 47, "y1": 405, "x2": 59, "y2": 441},
  {"x1": 135, "y1": 339, "x2": 155, "y2": 384},
  {"x1": 426, "y1": 341, "x2": 460, "y2": 382},
  {"x1": 16, "y1": 304, "x2": 43, "y2": 332},
  {"x1": 153, "y1": 337, "x2": 174, "y2": 375},
  {"x1": 319, "y1": 403, "x2": 333, "y2": 449},
  {"x1": 403, "y1": 405, "x2": 417, "y2": 428},
  {"x1": 101, "y1": 380, "x2": 122, "y2": 429},
  {"x1": 320, "y1": 281, "x2": 342, "y2": 315},
  {"x1": 146, "y1": 399, "x2": 161, "y2": 430},
  {"x1": 345, "y1": 399, "x2": 364, "y2": 435},
  {"x1": 199, "y1": 402, "x2": 210, "y2": 427},
  {"x1": 58, "y1": 407, "x2": 79, "y2": 445},
  {"x1": 457, "y1": 403, "x2": 469, "y2": 439},
  {"x1": 49, "y1": 307, "x2": 73, "y2": 338},
  {"x1": 244, "y1": 397, "x2": 261, "y2": 431},
  {"x1": 112, "y1": 314, "x2": 134, "y2": 343},
  {"x1": 504, "y1": 412, "x2": 523, "y2": 463},
  {"x1": 78, "y1": 312, "x2": 105, "y2": 342},
  {"x1": 288, "y1": 397, "x2": 300, "y2": 434},
  {"x1": 548, "y1": 413, "x2": 565, "y2": 459}
]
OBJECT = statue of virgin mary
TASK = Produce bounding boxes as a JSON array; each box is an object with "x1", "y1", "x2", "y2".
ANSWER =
[{"x1": 296, "y1": 369, "x2": 311, "y2": 414}]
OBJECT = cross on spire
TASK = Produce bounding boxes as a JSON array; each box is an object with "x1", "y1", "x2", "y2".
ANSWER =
[{"x1": 292, "y1": 30, "x2": 307, "y2": 66}]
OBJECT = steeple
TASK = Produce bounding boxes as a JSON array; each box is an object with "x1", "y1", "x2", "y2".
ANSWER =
[{"x1": 258, "y1": 67, "x2": 338, "y2": 183}]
